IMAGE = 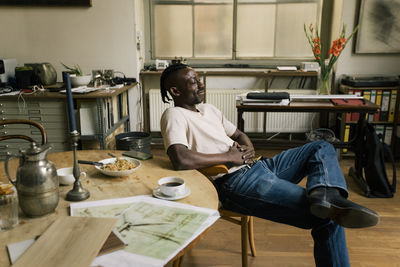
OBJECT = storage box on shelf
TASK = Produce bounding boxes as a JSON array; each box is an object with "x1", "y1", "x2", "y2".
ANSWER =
[{"x1": 339, "y1": 84, "x2": 400, "y2": 157}]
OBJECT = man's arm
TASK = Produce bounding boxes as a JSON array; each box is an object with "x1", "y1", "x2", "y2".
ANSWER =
[
  {"x1": 167, "y1": 129, "x2": 255, "y2": 171},
  {"x1": 167, "y1": 142, "x2": 252, "y2": 170}
]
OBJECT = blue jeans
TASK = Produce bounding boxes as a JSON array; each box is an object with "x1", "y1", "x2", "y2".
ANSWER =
[{"x1": 215, "y1": 141, "x2": 350, "y2": 267}]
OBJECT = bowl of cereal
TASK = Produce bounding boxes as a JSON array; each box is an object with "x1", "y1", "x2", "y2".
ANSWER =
[{"x1": 95, "y1": 157, "x2": 141, "y2": 177}]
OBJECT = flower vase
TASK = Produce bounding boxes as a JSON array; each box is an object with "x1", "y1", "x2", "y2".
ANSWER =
[{"x1": 317, "y1": 72, "x2": 332, "y2": 95}]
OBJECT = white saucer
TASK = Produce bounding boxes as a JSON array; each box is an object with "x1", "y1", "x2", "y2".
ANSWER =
[{"x1": 152, "y1": 186, "x2": 191, "y2": 201}]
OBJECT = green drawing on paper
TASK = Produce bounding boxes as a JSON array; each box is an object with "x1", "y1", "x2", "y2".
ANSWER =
[
  {"x1": 73, "y1": 201, "x2": 209, "y2": 260},
  {"x1": 73, "y1": 203, "x2": 132, "y2": 218}
]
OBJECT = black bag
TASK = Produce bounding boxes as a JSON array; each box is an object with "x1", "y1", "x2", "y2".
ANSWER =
[{"x1": 359, "y1": 123, "x2": 396, "y2": 198}]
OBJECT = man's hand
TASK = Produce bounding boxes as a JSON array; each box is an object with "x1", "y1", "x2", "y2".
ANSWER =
[
  {"x1": 227, "y1": 142, "x2": 255, "y2": 167},
  {"x1": 237, "y1": 143, "x2": 255, "y2": 162}
]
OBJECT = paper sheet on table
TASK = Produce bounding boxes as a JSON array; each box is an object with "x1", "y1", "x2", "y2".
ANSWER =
[{"x1": 70, "y1": 195, "x2": 220, "y2": 267}]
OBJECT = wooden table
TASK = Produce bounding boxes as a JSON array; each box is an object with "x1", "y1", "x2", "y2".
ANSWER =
[
  {"x1": 0, "y1": 150, "x2": 219, "y2": 266},
  {"x1": 237, "y1": 99, "x2": 379, "y2": 147},
  {"x1": 237, "y1": 98, "x2": 380, "y2": 197}
]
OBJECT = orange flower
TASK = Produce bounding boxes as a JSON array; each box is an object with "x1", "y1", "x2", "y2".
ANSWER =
[
  {"x1": 304, "y1": 22, "x2": 358, "y2": 94},
  {"x1": 328, "y1": 38, "x2": 346, "y2": 57},
  {"x1": 332, "y1": 48, "x2": 341, "y2": 57}
]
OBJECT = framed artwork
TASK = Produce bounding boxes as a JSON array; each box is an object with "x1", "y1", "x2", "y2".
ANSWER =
[
  {"x1": 0, "y1": 0, "x2": 92, "y2": 6},
  {"x1": 354, "y1": 0, "x2": 400, "y2": 54}
]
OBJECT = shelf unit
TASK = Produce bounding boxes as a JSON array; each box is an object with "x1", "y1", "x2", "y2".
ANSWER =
[
  {"x1": 0, "y1": 84, "x2": 135, "y2": 160},
  {"x1": 339, "y1": 84, "x2": 400, "y2": 157}
]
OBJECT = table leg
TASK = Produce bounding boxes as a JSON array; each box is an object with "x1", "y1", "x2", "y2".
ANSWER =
[{"x1": 238, "y1": 110, "x2": 244, "y2": 131}]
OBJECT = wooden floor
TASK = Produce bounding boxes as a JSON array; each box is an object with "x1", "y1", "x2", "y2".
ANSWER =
[{"x1": 159, "y1": 147, "x2": 400, "y2": 267}]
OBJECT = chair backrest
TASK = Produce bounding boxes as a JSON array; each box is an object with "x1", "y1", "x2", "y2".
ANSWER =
[
  {"x1": 0, "y1": 119, "x2": 47, "y2": 145},
  {"x1": 198, "y1": 164, "x2": 229, "y2": 177}
]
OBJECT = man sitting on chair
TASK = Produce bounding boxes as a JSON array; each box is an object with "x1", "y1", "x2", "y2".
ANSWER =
[{"x1": 159, "y1": 63, "x2": 379, "y2": 267}]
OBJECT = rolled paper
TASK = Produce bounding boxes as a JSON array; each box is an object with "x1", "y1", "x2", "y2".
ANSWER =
[{"x1": 63, "y1": 72, "x2": 77, "y2": 132}]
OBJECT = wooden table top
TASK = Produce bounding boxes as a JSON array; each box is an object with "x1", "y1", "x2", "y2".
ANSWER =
[{"x1": 0, "y1": 149, "x2": 219, "y2": 266}]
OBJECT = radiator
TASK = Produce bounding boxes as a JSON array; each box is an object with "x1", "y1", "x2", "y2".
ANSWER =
[
  {"x1": 149, "y1": 90, "x2": 172, "y2": 132},
  {"x1": 149, "y1": 89, "x2": 316, "y2": 133}
]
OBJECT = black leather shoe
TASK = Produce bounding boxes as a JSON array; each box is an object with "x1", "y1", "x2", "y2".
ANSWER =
[{"x1": 308, "y1": 187, "x2": 380, "y2": 228}]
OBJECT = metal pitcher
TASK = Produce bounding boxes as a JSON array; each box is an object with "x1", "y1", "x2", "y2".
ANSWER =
[{"x1": 5, "y1": 142, "x2": 59, "y2": 217}]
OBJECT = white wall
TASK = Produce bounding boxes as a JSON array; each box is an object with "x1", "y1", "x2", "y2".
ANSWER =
[
  {"x1": 335, "y1": 0, "x2": 400, "y2": 83},
  {"x1": 0, "y1": 0, "x2": 145, "y2": 130}
]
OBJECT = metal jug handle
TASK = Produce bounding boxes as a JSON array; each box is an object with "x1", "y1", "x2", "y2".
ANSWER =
[{"x1": 5, "y1": 153, "x2": 19, "y2": 186}]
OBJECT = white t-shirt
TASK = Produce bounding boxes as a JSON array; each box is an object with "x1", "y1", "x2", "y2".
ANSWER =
[
  {"x1": 161, "y1": 103, "x2": 246, "y2": 175},
  {"x1": 161, "y1": 103, "x2": 237, "y2": 154}
]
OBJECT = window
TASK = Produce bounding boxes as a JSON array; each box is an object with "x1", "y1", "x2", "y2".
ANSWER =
[{"x1": 150, "y1": 0, "x2": 323, "y2": 61}]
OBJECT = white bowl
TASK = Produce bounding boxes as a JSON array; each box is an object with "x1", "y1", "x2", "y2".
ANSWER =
[
  {"x1": 70, "y1": 75, "x2": 92, "y2": 87},
  {"x1": 95, "y1": 157, "x2": 141, "y2": 177},
  {"x1": 57, "y1": 167, "x2": 87, "y2": 185}
]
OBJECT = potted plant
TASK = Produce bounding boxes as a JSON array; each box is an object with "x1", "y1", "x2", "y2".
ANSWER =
[{"x1": 61, "y1": 63, "x2": 91, "y2": 87}]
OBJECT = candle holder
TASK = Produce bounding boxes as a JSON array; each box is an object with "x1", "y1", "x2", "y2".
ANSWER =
[
  {"x1": 63, "y1": 72, "x2": 90, "y2": 202},
  {"x1": 66, "y1": 130, "x2": 90, "y2": 201}
]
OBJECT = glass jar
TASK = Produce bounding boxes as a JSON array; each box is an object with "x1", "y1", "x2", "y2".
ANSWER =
[{"x1": 0, "y1": 183, "x2": 19, "y2": 231}]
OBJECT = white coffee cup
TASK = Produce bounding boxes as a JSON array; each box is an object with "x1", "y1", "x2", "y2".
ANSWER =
[
  {"x1": 57, "y1": 167, "x2": 87, "y2": 185},
  {"x1": 158, "y1": 177, "x2": 186, "y2": 197}
]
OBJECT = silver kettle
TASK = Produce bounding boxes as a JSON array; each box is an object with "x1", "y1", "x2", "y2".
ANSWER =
[{"x1": 5, "y1": 142, "x2": 59, "y2": 217}]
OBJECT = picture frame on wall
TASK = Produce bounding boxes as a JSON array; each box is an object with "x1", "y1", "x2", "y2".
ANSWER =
[
  {"x1": 0, "y1": 0, "x2": 92, "y2": 6},
  {"x1": 354, "y1": 0, "x2": 400, "y2": 54}
]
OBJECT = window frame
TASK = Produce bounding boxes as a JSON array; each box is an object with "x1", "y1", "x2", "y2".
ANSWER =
[{"x1": 146, "y1": 0, "x2": 332, "y2": 66}]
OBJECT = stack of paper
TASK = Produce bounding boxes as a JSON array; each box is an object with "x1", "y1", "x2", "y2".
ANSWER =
[{"x1": 70, "y1": 196, "x2": 220, "y2": 267}]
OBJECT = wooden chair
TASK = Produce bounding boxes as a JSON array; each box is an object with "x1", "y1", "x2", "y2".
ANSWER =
[{"x1": 198, "y1": 165, "x2": 257, "y2": 267}]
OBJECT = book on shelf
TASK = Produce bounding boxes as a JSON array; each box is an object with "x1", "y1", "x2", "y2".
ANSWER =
[
  {"x1": 342, "y1": 124, "x2": 351, "y2": 153},
  {"x1": 380, "y1": 90, "x2": 391, "y2": 121},
  {"x1": 368, "y1": 90, "x2": 376, "y2": 122},
  {"x1": 374, "y1": 90, "x2": 383, "y2": 122},
  {"x1": 384, "y1": 126, "x2": 393, "y2": 145},
  {"x1": 362, "y1": 90, "x2": 371, "y2": 120},
  {"x1": 388, "y1": 89, "x2": 397, "y2": 123}
]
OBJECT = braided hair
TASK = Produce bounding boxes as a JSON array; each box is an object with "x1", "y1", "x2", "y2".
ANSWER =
[{"x1": 160, "y1": 63, "x2": 188, "y2": 103}]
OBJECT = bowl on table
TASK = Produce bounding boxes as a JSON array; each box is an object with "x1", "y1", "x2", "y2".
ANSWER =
[
  {"x1": 95, "y1": 157, "x2": 141, "y2": 177},
  {"x1": 70, "y1": 75, "x2": 92, "y2": 87}
]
